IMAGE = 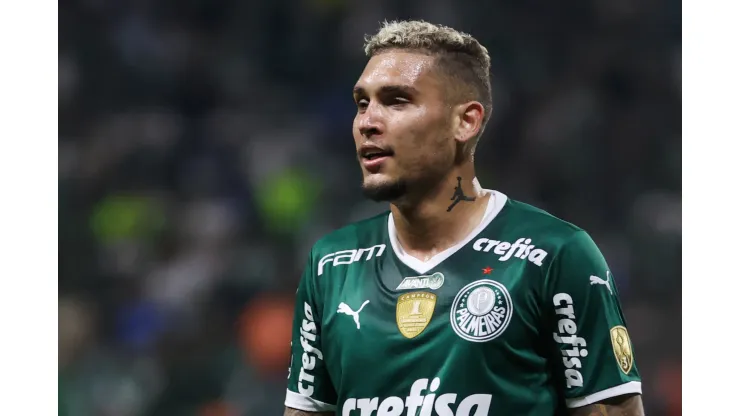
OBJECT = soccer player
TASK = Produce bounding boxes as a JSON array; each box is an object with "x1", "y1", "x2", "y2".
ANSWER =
[{"x1": 284, "y1": 20, "x2": 644, "y2": 416}]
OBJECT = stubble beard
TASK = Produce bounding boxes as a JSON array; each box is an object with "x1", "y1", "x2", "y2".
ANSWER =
[
  {"x1": 360, "y1": 133, "x2": 455, "y2": 204},
  {"x1": 361, "y1": 177, "x2": 408, "y2": 202},
  {"x1": 360, "y1": 163, "x2": 450, "y2": 205}
]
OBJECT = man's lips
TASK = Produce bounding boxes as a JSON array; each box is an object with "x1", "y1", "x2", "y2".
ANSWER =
[
  {"x1": 359, "y1": 145, "x2": 393, "y2": 172},
  {"x1": 361, "y1": 155, "x2": 391, "y2": 172}
]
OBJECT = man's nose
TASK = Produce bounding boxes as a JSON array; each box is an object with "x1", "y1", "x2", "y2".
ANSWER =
[{"x1": 357, "y1": 105, "x2": 384, "y2": 139}]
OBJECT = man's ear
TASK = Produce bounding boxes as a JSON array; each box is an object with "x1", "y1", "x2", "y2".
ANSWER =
[{"x1": 452, "y1": 101, "x2": 485, "y2": 144}]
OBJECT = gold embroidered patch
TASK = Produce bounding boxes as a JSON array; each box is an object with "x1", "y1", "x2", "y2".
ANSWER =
[
  {"x1": 396, "y1": 292, "x2": 437, "y2": 339},
  {"x1": 610, "y1": 325, "x2": 634, "y2": 374}
]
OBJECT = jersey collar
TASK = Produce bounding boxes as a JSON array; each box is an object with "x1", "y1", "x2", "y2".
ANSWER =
[{"x1": 387, "y1": 189, "x2": 508, "y2": 274}]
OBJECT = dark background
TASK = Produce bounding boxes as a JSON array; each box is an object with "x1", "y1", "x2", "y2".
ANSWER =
[{"x1": 58, "y1": 0, "x2": 681, "y2": 414}]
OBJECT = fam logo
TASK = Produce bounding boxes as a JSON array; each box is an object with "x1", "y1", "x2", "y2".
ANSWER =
[
  {"x1": 317, "y1": 244, "x2": 386, "y2": 276},
  {"x1": 450, "y1": 279, "x2": 513, "y2": 342}
]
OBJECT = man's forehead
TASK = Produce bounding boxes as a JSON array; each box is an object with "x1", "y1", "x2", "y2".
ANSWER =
[{"x1": 355, "y1": 51, "x2": 437, "y2": 91}]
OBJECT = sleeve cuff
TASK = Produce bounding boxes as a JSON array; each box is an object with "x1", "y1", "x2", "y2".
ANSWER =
[
  {"x1": 566, "y1": 381, "x2": 642, "y2": 408},
  {"x1": 285, "y1": 389, "x2": 337, "y2": 413}
]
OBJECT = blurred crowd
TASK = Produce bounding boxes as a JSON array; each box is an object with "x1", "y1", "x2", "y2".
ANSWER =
[{"x1": 58, "y1": 0, "x2": 681, "y2": 415}]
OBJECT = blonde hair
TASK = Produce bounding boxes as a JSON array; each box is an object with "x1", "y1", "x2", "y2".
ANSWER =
[{"x1": 364, "y1": 20, "x2": 493, "y2": 137}]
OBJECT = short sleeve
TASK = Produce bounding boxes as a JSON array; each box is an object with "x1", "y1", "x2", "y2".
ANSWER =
[
  {"x1": 284, "y1": 252, "x2": 338, "y2": 412},
  {"x1": 543, "y1": 231, "x2": 642, "y2": 408}
]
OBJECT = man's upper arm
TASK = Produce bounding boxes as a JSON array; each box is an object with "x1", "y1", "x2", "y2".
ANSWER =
[
  {"x1": 284, "y1": 251, "x2": 338, "y2": 413},
  {"x1": 543, "y1": 231, "x2": 643, "y2": 410},
  {"x1": 569, "y1": 393, "x2": 645, "y2": 415},
  {"x1": 283, "y1": 407, "x2": 334, "y2": 416}
]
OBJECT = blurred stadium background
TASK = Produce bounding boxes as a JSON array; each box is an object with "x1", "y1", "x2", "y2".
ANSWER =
[{"x1": 58, "y1": 0, "x2": 681, "y2": 415}]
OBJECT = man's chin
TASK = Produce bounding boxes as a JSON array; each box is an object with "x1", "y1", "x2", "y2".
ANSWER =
[{"x1": 361, "y1": 178, "x2": 407, "y2": 202}]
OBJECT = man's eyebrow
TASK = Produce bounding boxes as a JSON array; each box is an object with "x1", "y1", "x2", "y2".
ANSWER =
[
  {"x1": 378, "y1": 85, "x2": 419, "y2": 95},
  {"x1": 352, "y1": 85, "x2": 419, "y2": 96}
]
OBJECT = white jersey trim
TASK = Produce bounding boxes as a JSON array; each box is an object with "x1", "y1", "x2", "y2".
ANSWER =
[
  {"x1": 566, "y1": 381, "x2": 642, "y2": 408},
  {"x1": 284, "y1": 389, "x2": 337, "y2": 413},
  {"x1": 388, "y1": 189, "x2": 508, "y2": 275}
]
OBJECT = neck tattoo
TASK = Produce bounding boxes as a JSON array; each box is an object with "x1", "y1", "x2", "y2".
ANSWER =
[{"x1": 447, "y1": 176, "x2": 476, "y2": 212}]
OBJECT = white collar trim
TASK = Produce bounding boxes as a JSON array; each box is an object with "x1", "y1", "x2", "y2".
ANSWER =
[{"x1": 387, "y1": 189, "x2": 508, "y2": 274}]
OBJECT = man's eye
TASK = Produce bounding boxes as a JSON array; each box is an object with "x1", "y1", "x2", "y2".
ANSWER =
[
  {"x1": 356, "y1": 99, "x2": 369, "y2": 108},
  {"x1": 393, "y1": 97, "x2": 410, "y2": 105}
]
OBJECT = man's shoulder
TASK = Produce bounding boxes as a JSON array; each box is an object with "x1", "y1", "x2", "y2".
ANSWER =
[
  {"x1": 475, "y1": 194, "x2": 604, "y2": 274},
  {"x1": 310, "y1": 211, "x2": 390, "y2": 258},
  {"x1": 504, "y1": 196, "x2": 583, "y2": 232},
  {"x1": 498, "y1": 196, "x2": 588, "y2": 250}
]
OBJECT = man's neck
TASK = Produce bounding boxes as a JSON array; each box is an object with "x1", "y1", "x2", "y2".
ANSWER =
[{"x1": 390, "y1": 172, "x2": 491, "y2": 262}]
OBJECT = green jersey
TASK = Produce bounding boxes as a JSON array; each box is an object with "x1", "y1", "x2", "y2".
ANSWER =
[{"x1": 285, "y1": 190, "x2": 641, "y2": 415}]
